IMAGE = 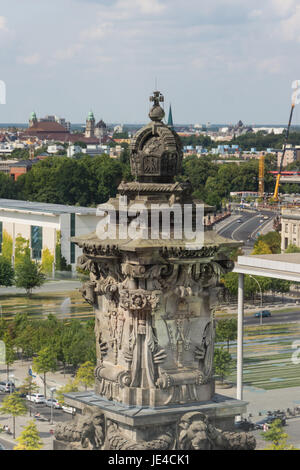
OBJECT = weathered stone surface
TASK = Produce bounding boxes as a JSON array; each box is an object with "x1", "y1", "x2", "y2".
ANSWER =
[
  {"x1": 54, "y1": 91, "x2": 251, "y2": 450},
  {"x1": 54, "y1": 404, "x2": 255, "y2": 450}
]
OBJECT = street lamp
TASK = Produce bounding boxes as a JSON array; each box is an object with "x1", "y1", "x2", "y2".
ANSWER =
[
  {"x1": 50, "y1": 387, "x2": 56, "y2": 425},
  {"x1": 249, "y1": 275, "x2": 263, "y2": 325}
]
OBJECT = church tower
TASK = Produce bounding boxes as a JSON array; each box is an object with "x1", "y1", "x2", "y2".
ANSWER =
[
  {"x1": 167, "y1": 104, "x2": 174, "y2": 129},
  {"x1": 85, "y1": 111, "x2": 95, "y2": 138},
  {"x1": 29, "y1": 111, "x2": 37, "y2": 127}
]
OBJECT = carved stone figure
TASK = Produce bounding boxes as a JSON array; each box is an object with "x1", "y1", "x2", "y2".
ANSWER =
[
  {"x1": 177, "y1": 412, "x2": 256, "y2": 450},
  {"x1": 54, "y1": 409, "x2": 105, "y2": 450}
]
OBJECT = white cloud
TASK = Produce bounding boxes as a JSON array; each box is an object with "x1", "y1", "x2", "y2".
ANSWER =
[
  {"x1": 0, "y1": 16, "x2": 7, "y2": 30},
  {"x1": 269, "y1": 0, "x2": 297, "y2": 18},
  {"x1": 17, "y1": 53, "x2": 40, "y2": 65},
  {"x1": 279, "y1": 5, "x2": 300, "y2": 41},
  {"x1": 53, "y1": 44, "x2": 83, "y2": 61}
]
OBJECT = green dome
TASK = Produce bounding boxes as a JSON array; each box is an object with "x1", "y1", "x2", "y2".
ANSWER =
[
  {"x1": 30, "y1": 112, "x2": 37, "y2": 120},
  {"x1": 87, "y1": 111, "x2": 95, "y2": 121}
]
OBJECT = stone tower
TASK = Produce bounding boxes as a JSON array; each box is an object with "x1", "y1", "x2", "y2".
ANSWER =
[
  {"x1": 54, "y1": 92, "x2": 254, "y2": 451},
  {"x1": 85, "y1": 111, "x2": 95, "y2": 138},
  {"x1": 29, "y1": 111, "x2": 37, "y2": 127}
]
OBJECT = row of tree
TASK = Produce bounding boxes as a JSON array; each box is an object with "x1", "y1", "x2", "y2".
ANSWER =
[
  {"x1": 0, "y1": 152, "x2": 279, "y2": 210},
  {"x1": 0, "y1": 253, "x2": 46, "y2": 295},
  {"x1": 0, "y1": 313, "x2": 96, "y2": 387}
]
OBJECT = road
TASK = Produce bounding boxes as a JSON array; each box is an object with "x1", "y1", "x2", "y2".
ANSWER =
[
  {"x1": 244, "y1": 310, "x2": 300, "y2": 326},
  {"x1": 217, "y1": 209, "x2": 275, "y2": 252}
]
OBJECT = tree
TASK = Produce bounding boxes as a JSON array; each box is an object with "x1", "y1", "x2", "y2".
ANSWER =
[
  {"x1": 214, "y1": 347, "x2": 233, "y2": 383},
  {"x1": 33, "y1": 346, "x2": 57, "y2": 398},
  {"x1": 251, "y1": 240, "x2": 272, "y2": 255},
  {"x1": 14, "y1": 255, "x2": 46, "y2": 296},
  {"x1": 262, "y1": 419, "x2": 298, "y2": 450},
  {"x1": 216, "y1": 319, "x2": 237, "y2": 352},
  {"x1": 56, "y1": 380, "x2": 79, "y2": 405},
  {"x1": 14, "y1": 420, "x2": 43, "y2": 450},
  {"x1": 75, "y1": 361, "x2": 95, "y2": 390},
  {"x1": 0, "y1": 392, "x2": 27, "y2": 438},
  {"x1": 254, "y1": 231, "x2": 281, "y2": 254},
  {"x1": 17, "y1": 376, "x2": 39, "y2": 417},
  {"x1": 0, "y1": 256, "x2": 14, "y2": 287}
]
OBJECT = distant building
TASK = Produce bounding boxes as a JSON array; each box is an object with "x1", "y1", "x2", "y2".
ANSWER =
[
  {"x1": 0, "y1": 159, "x2": 18, "y2": 174},
  {"x1": 9, "y1": 159, "x2": 39, "y2": 181},
  {"x1": 95, "y1": 119, "x2": 108, "y2": 141},
  {"x1": 0, "y1": 199, "x2": 98, "y2": 270},
  {"x1": 277, "y1": 146, "x2": 300, "y2": 168},
  {"x1": 114, "y1": 124, "x2": 124, "y2": 134},
  {"x1": 47, "y1": 144, "x2": 65, "y2": 154},
  {"x1": 85, "y1": 111, "x2": 95, "y2": 138},
  {"x1": 67, "y1": 144, "x2": 83, "y2": 158},
  {"x1": 25, "y1": 112, "x2": 99, "y2": 145},
  {"x1": 281, "y1": 208, "x2": 300, "y2": 250}
]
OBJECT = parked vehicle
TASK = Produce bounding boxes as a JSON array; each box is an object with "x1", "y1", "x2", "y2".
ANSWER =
[
  {"x1": 46, "y1": 398, "x2": 61, "y2": 409},
  {"x1": 26, "y1": 393, "x2": 46, "y2": 404},
  {"x1": 234, "y1": 419, "x2": 255, "y2": 431},
  {"x1": 254, "y1": 310, "x2": 271, "y2": 318},
  {"x1": 255, "y1": 414, "x2": 286, "y2": 430},
  {"x1": 62, "y1": 405, "x2": 76, "y2": 415},
  {"x1": 0, "y1": 381, "x2": 15, "y2": 393}
]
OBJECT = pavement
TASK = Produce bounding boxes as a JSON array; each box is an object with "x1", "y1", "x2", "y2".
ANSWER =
[
  {"x1": 0, "y1": 279, "x2": 82, "y2": 296},
  {"x1": 0, "y1": 360, "x2": 78, "y2": 450},
  {"x1": 216, "y1": 383, "x2": 300, "y2": 449}
]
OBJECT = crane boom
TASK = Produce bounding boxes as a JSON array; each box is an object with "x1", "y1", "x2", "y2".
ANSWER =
[{"x1": 273, "y1": 103, "x2": 295, "y2": 200}]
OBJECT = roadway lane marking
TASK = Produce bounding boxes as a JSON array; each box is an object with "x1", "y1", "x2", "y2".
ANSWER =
[
  {"x1": 218, "y1": 214, "x2": 251, "y2": 236},
  {"x1": 251, "y1": 217, "x2": 275, "y2": 240},
  {"x1": 231, "y1": 214, "x2": 260, "y2": 241}
]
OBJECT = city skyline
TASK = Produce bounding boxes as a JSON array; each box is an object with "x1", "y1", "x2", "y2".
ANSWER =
[{"x1": 1, "y1": 0, "x2": 300, "y2": 124}]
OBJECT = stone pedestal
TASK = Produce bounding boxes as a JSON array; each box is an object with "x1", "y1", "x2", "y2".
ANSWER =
[
  {"x1": 53, "y1": 392, "x2": 253, "y2": 450},
  {"x1": 54, "y1": 91, "x2": 254, "y2": 450}
]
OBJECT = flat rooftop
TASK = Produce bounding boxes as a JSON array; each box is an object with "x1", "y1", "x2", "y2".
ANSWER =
[
  {"x1": 0, "y1": 198, "x2": 97, "y2": 216},
  {"x1": 234, "y1": 253, "x2": 300, "y2": 282}
]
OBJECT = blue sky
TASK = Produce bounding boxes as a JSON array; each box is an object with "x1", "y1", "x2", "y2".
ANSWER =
[{"x1": 1, "y1": 0, "x2": 300, "y2": 124}]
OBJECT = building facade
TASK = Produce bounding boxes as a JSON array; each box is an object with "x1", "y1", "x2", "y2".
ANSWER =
[
  {"x1": 281, "y1": 208, "x2": 300, "y2": 250},
  {"x1": 0, "y1": 199, "x2": 98, "y2": 270}
]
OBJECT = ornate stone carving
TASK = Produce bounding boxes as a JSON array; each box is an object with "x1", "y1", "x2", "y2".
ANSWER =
[
  {"x1": 177, "y1": 412, "x2": 256, "y2": 450},
  {"x1": 54, "y1": 409, "x2": 105, "y2": 450}
]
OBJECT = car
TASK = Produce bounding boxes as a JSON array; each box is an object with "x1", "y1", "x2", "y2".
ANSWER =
[
  {"x1": 254, "y1": 310, "x2": 271, "y2": 318},
  {"x1": 45, "y1": 398, "x2": 61, "y2": 409},
  {"x1": 259, "y1": 219, "x2": 264, "y2": 223},
  {"x1": 263, "y1": 216, "x2": 269, "y2": 220},
  {"x1": 255, "y1": 414, "x2": 286, "y2": 430},
  {"x1": 237, "y1": 219, "x2": 242, "y2": 223},
  {"x1": 26, "y1": 393, "x2": 46, "y2": 404},
  {"x1": 0, "y1": 381, "x2": 15, "y2": 393},
  {"x1": 62, "y1": 405, "x2": 76, "y2": 415},
  {"x1": 234, "y1": 419, "x2": 255, "y2": 431}
]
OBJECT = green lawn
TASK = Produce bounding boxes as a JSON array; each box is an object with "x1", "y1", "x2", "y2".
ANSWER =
[
  {"x1": 0, "y1": 290, "x2": 93, "y2": 321},
  {"x1": 227, "y1": 323, "x2": 300, "y2": 390}
]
